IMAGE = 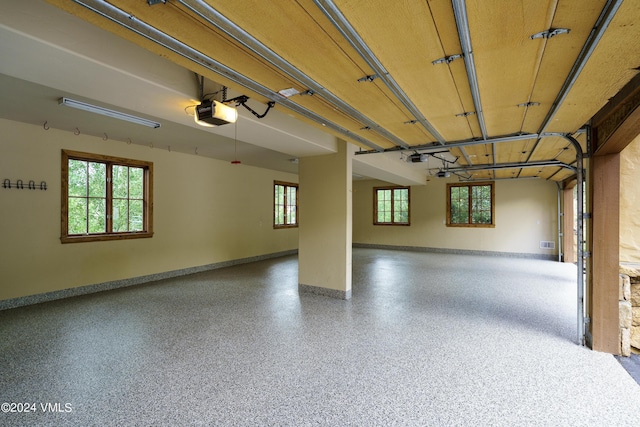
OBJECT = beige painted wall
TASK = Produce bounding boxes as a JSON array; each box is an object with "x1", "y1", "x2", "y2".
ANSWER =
[
  {"x1": 353, "y1": 177, "x2": 559, "y2": 256},
  {"x1": 0, "y1": 119, "x2": 298, "y2": 301},
  {"x1": 298, "y1": 141, "x2": 352, "y2": 293},
  {"x1": 620, "y1": 134, "x2": 640, "y2": 263}
]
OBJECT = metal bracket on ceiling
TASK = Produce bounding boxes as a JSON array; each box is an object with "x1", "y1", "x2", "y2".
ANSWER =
[
  {"x1": 225, "y1": 95, "x2": 275, "y2": 119},
  {"x1": 530, "y1": 28, "x2": 570, "y2": 39},
  {"x1": 517, "y1": 102, "x2": 540, "y2": 108},
  {"x1": 147, "y1": 0, "x2": 166, "y2": 5},
  {"x1": 432, "y1": 54, "x2": 463, "y2": 65},
  {"x1": 357, "y1": 74, "x2": 378, "y2": 82},
  {"x1": 300, "y1": 90, "x2": 315, "y2": 96},
  {"x1": 455, "y1": 111, "x2": 476, "y2": 117},
  {"x1": 404, "y1": 120, "x2": 418, "y2": 125}
]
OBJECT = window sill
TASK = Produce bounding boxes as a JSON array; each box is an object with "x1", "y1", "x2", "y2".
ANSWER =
[{"x1": 60, "y1": 231, "x2": 154, "y2": 243}]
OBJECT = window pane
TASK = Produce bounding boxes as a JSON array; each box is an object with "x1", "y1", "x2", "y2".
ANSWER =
[
  {"x1": 88, "y1": 162, "x2": 106, "y2": 198},
  {"x1": 286, "y1": 206, "x2": 296, "y2": 225},
  {"x1": 68, "y1": 160, "x2": 87, "y2": 197},
  {"x1": 376, "y1": 189, "x2": 391, "y2": 222},
  {"x1": 394, "y1": 210, "x2": 408, "y2": 223},
  {"x1": 275, "y1": 185, "x2": 284, "y2": 205},
  {"x1": 88, "y1": 198, "x2": 106, "y2": 233},
  {"x1": 450, "y1": 186, "x2": 469, "y2": 224},
  {"x1": 274, "y1": 183, "x2": 298, "y2": 227},
  {"x1": 113, "y1": 198, "x2": 128, "y2": 232},
  {"x1": 113, "y1": 165, "x2": 129, "y2": 199},
  {"x1": 129, "y1": 167, "x2": 144, "y2": 199},
  {"x1": 275, "y1": 184, "x2": 284, "y2": 225},
  {"x1": 286, "y1": 186, "x2": 297, "y2": 225},
  {"x1": 286, "y1": 186, "x2": 296, "y2": 203},
  {"x1": 393, "y1": 188, "x2": 409, "y2": 223},
  {"x1": 130, "y1": 200, "x2": 143, "y2": 231},
  {"x1": 68, "y1": 197, "x2": 87, "y2": 234}
]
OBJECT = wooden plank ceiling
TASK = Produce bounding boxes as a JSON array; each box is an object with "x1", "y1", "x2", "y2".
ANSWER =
[{"x1": 46, "y1": 0, "x2": 640, "y2": 182}]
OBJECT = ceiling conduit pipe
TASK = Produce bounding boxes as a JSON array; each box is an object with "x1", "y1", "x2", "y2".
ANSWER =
[
  {"x1": 69, "y1": 0, "x2": 385, "y2": 152},
  {"x1": 313, "y1": 0, "x2": 446, "y2": 145},
  {"x1": 178, "y1": 0, "x2": 406, "y2": 150}
]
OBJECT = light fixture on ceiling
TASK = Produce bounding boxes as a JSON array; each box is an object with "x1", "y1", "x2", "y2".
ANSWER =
[
  {"x1": 59, "y1": 97, "x2": 161, "y2": 128},
  {"x1": 194, "y1": 99, "x2": 238, "y2": 127}
]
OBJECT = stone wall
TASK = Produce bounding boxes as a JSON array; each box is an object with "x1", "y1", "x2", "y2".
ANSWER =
[{"x1": 619, "y1": 264, "x2": 640, "y2": 356}]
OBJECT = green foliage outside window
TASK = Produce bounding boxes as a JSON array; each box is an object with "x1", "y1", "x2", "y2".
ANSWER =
[
  {"x1": 448, "y1": 183, "x2": 493, "y2": 226},
  {"x1": 274, "y1": 182, "x2": 298, "y2": 227},
  {"x1": 375, "y1": 187, "x2": 409, "y2": 225},
  {"x1": 62, "y1": 150, "x2": 152, "y2": 242}
]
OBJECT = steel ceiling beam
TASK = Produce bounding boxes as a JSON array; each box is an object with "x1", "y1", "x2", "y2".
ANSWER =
[
  {"x1": 354, "y1": 133, "x2": 540, "y2": 155},
  {"x1": 69, "y1": 0, "x2": 386, "y2": 152},
  {"x1": 452, "y1": 0, "x2": 488, "y2": 140},
  {"x1": 313, "y1": 0, "x2": 446, "y2": 145},
  {"x1": 536, "y1": 0, "x2": 623, "y2": 135},
  {"x1": 524, "y1": 0, "x2": 622, "y2": 179},
  {"x1": 178, "y1": 0, "x2": 406, "y2": 150},
  {"x1": 443, "y1": 160, "x2": 575, "y2": 174},
  {"x1": 451, "y1": 0, "x2": 492, "y2": 173}
]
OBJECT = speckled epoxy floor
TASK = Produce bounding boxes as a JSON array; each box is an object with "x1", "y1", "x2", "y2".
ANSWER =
[{"x1": 1, "y1": 249, "x2": 639, "y2": 426}]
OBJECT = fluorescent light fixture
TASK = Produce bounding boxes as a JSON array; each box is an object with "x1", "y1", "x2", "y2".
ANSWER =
[
  {"x1": 59, "y1": 97, "x2": 161, "y2": 128},
  {"x1": 195, "y1": 100, "x2": 238, "y2": 127}
]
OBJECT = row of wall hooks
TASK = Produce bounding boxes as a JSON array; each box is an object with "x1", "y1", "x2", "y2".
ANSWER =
[
  {"x1": 41, "y1": 121, "x2": 200, "y2": 155},
  {"x1": 3, "y1": 179, "x2": 48, "y2": 190}
]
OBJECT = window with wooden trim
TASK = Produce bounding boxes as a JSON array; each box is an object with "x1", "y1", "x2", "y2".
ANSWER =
[
  {"x1": 447, "y1": 182, "x2": 494, "y2": 227},
  {"x1": 374, "y1": 186, "x2": 410, "y2": 225},
  {"x1": 61, "y1": 150, "x2": 153, "y2": 243},
  {"x1": 274, "y1": 181, "x2": 298, "y2": 228}
]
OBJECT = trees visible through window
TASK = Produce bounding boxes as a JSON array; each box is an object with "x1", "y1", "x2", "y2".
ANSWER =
[
  {"x1": 274, "y1": 181, "x2": 298, "y2": 228},
  {"x1": 447, "y1": 182, "x2": 494, "y2": 227},
  {"x1": 61, "y1": 150, "x2": 153, "y2": 242},
  {"x1": 374, "y1": 187, "x2": 410, "y2": 225}
]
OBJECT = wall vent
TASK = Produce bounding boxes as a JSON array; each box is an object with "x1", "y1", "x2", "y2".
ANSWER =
[{"x1": 540, "y1": 241, "x2": 555, "y2": 249}]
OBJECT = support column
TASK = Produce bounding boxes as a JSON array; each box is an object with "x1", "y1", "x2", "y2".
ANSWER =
[
  {"x1": 591, "y1": 153, "x2": 620, "y2": 353},
  {"x1": 298, "y1": 140, "x2": 352, "y2": 299}
]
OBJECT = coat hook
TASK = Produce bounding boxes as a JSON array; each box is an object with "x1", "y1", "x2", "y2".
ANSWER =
[
  {"x1": 43, "y1": 121, "x2": 50, "y2": 130},
  {"x1": 127, "y1": 138, "x2": 132, "y2": 145},
  {"x1": 74, "y1": 127, "x2": 80, "y2": 135},
  {"x1": 28, "y1": 180, "x2": 36, "y2": 190},
  {"x1": 195, "y1": 147, "x2": 199, "y2": 155},
  {"x1": 103, "y1": 133, "x2": 108, "y2": 141},
  {"x1": 3, "y1": 179, "x2": 10, "y2": 189},
  {"x1": 40, "y1": 181, "x2": 47, "y2": 191}
]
